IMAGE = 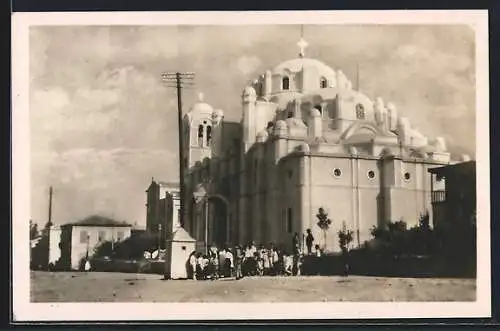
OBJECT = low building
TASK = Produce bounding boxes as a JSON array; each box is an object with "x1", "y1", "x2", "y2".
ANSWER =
[
  {"x1": 145, "y1": 179, "x2": 181, "y2": 246},
  {"x1": 52, "y1": 216, "x2": 132, "y2": 270},
  {"x1": 428, "y1": 160, "x2": 476, "y2": 231}
]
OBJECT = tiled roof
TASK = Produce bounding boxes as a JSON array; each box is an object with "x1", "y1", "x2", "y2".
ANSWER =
[
  {"x1": 167, "y1": 227, "x2": 196, "y2": 242},
  {"x1": 157, "y1": 181, "x2": 179, "y2": 188},
  {"x1": 63, "y1": 215, "x2": 131, "y2": 227},
  {"x1": 428, "y1": 160, "x2": 476, "y2": 175}
]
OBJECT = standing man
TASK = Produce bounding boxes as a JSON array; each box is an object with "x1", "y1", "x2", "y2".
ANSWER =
[
  {"x1": 235, "y1": 245, "x2": 244, "y2": 280},
  {"x1": 292, "y1": 232, "x2": 301, "y2": 276},
  {"x1": 305, "y1": 229, "x2": 314, "y2": 255},
  {"x1": 292, "y1": 232, "x2": 300, "y2": 255},
  {"x1": 225, "y1": 247, "x2": 234, "y2": 278}
]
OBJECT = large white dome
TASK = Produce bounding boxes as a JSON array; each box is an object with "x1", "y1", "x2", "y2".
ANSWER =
[{"x1": 272, "y1": 57, "x2": 337, "y2": 79}]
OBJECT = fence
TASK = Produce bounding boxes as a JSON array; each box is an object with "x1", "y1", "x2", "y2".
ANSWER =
[
  {"x1": 91, "y1": 258, "x2": 165, "y2": 275},
  {"x1": 301, "y1": 250, "x2": 475, "y2": 278}
]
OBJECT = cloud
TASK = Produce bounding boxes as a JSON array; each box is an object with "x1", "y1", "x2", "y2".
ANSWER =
[
  {"x1": 235, "y1": 55, "x2": 262, "y2": 76},
  {"x1": 31, "y1": 147, "x2": 178, "y2": 224},
  {"x1": 393, "y1": 44, "x2": 431, "y2": 61},
  {"x1": 31, "y1": 87, "x2": 70, "y2": 112},
  {"x1": 31, "y1": 65, "x2": 178, "y2": 152},
  {"x1": 28, "y1": 25, "x2": 477, "y2": 226}
]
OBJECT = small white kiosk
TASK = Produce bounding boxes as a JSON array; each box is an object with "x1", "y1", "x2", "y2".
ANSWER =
[{"x1": 164, "y1": 227, "x2": 196, "y2": 280}]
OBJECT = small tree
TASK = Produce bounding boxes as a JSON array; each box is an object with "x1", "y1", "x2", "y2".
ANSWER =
[
  {"x1": 30, "y1": 219, "x2": 39, "y2": 240},
  {"x1": 338, "y1": 221, "x2": 354, "y2": 254},
  {"x1": 338, "y1": 221, "x2": 354, "y2": 278},
  {"x1": 316, "y1": 207, "x2": 332, "y2": 251}
]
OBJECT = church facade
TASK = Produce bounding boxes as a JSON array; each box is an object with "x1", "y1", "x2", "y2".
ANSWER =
[{"x1": 181, "y1": 39, "x2": 470, "y2": 253}]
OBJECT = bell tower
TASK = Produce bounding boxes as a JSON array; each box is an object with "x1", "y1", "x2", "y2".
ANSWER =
[{"x1": 185, "y1": 93, "x2": 215, "y2": 169}]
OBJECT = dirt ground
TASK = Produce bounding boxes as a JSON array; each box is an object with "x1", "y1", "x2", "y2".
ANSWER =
[{"x1": 30, "y1": 271, "x2": 476, "y2": 302}]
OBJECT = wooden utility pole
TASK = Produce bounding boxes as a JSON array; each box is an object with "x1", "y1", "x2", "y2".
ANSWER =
[
  {"x1": 46, "y1": 186, "x2": 53, "y2": 270},
  {"x1": 47, "y1": 186, "x2": 53, "y2": 227},
  {"x1": 161, "y1": 72, "x2": 195, "y2": 228}
]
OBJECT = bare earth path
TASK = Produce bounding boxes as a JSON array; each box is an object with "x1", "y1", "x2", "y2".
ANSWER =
[{"x1": 31, "y1": 271, "x2": 475, "y2": 302}]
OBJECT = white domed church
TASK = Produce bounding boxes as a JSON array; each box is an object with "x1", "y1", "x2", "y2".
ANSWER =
[{"x1": 182, "y1": 38, "x2": 469, "y2": 253}]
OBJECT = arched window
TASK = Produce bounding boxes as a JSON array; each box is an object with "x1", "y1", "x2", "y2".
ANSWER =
[
  {"x1": 320, "y1": 77, "x2": 328, "y2": 88},
  {"x1": 356, "y1": 103, "x2": 365, "y2": 120},
  {"x1": 197, "y1": 125, "x2": 204, "y2": 146},
  {"x1": 206, "y1": 125, "x2": 212, "y2": 146},
  {"x1": 282, "y1": 76, "x2": 290, "y2": 90}
]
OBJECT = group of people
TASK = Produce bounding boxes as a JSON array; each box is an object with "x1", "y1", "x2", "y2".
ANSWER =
[
  {"x1": 187, "y1": 229, "x2": 324, "y2": 281},
  {"x1": 188, "y1": 246, "x2": 235, "y2": 281}
]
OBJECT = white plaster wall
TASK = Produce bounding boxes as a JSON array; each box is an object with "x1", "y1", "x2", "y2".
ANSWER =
[
  {"x1": 356, "y1": 159, "x2": 381, "y2": 244},
  {"x1": 70, "y1": 226, "x2": 131, "y2": 270},
  {"x1": 165, "y1": 240, "x2": 196, "y2": 279},
  {"x1": 49, "y1": 227, "x2": 62, "y2": 265}
]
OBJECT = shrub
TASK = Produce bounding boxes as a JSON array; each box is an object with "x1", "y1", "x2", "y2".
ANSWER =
[
  {"x1": 370, "y1": 212, "x2": 435, "y2": 257},
  {"x1": 338, "y1": 221, "x2": 354, "y2": 254},
  {"x1": 93, "y1": 232, "x2": 159, "y2": 260}
]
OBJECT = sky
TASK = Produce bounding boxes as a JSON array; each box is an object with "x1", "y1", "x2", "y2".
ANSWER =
[{"x1": 29, "y1": 24, "x2": 476, "y2": 227}]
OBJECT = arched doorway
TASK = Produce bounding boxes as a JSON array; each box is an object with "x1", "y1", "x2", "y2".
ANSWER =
[{"x1": 207, "y1": 194, "x2": 230, "y2": 247}]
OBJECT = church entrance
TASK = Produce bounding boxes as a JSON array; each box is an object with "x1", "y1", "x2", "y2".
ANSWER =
[{"x1": 209, "y1": 196, "x2": 229, "y2": 248}]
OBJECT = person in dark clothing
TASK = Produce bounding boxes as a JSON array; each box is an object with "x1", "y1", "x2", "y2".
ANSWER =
[
  {"x1": 224, "y1": 247, "x2": 233, "y2": 278},
  {"x1": 292, "y1": 232, "x2": 300, "y2": 255},
  {"x1": 235, "y1": 245, "x2": 244, "y2": 280},
  {"x1": 341, "y1": 246, "x2": 350, "y2": 278},
  {"x1": 305, "y1": 229, "x2": 314, "y2": 255}
]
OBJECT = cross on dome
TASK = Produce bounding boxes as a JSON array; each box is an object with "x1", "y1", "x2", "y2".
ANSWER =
[
  {"x1": 198, "y1": 92, "x2": 204, "y2": 102},
  {"x1": 297, "y1": 25, "x2": 308, "y2": 58},
  {"x1": 297, "y1": 37, "x2": 308, "y2": 58}
]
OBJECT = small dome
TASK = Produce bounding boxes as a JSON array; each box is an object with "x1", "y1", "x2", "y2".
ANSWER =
[
  {"x1": 190, "y1": 102, "x2": 213, "y2": 114},
  {"x1": 310, "y1": 108, "x2": 321, "y2": 117},
  {"x1": 243, "y1": 86, "x2": 256, "y2": 96},
  {"x1": 274, "y1": 120, "x2": 288, "y2": 136},
  {"x1": 212, "y1": 108, "x2": 224, "y2": 118},
  {"x1": 189, "y1": 92, "x2": 214, "y2": 115},
  {"x1": 275, "y1": 120, "x2": 288, "y2": 130},
  {"x1": 211, "y1": 109, "x2": 224, "y2": 125}
]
